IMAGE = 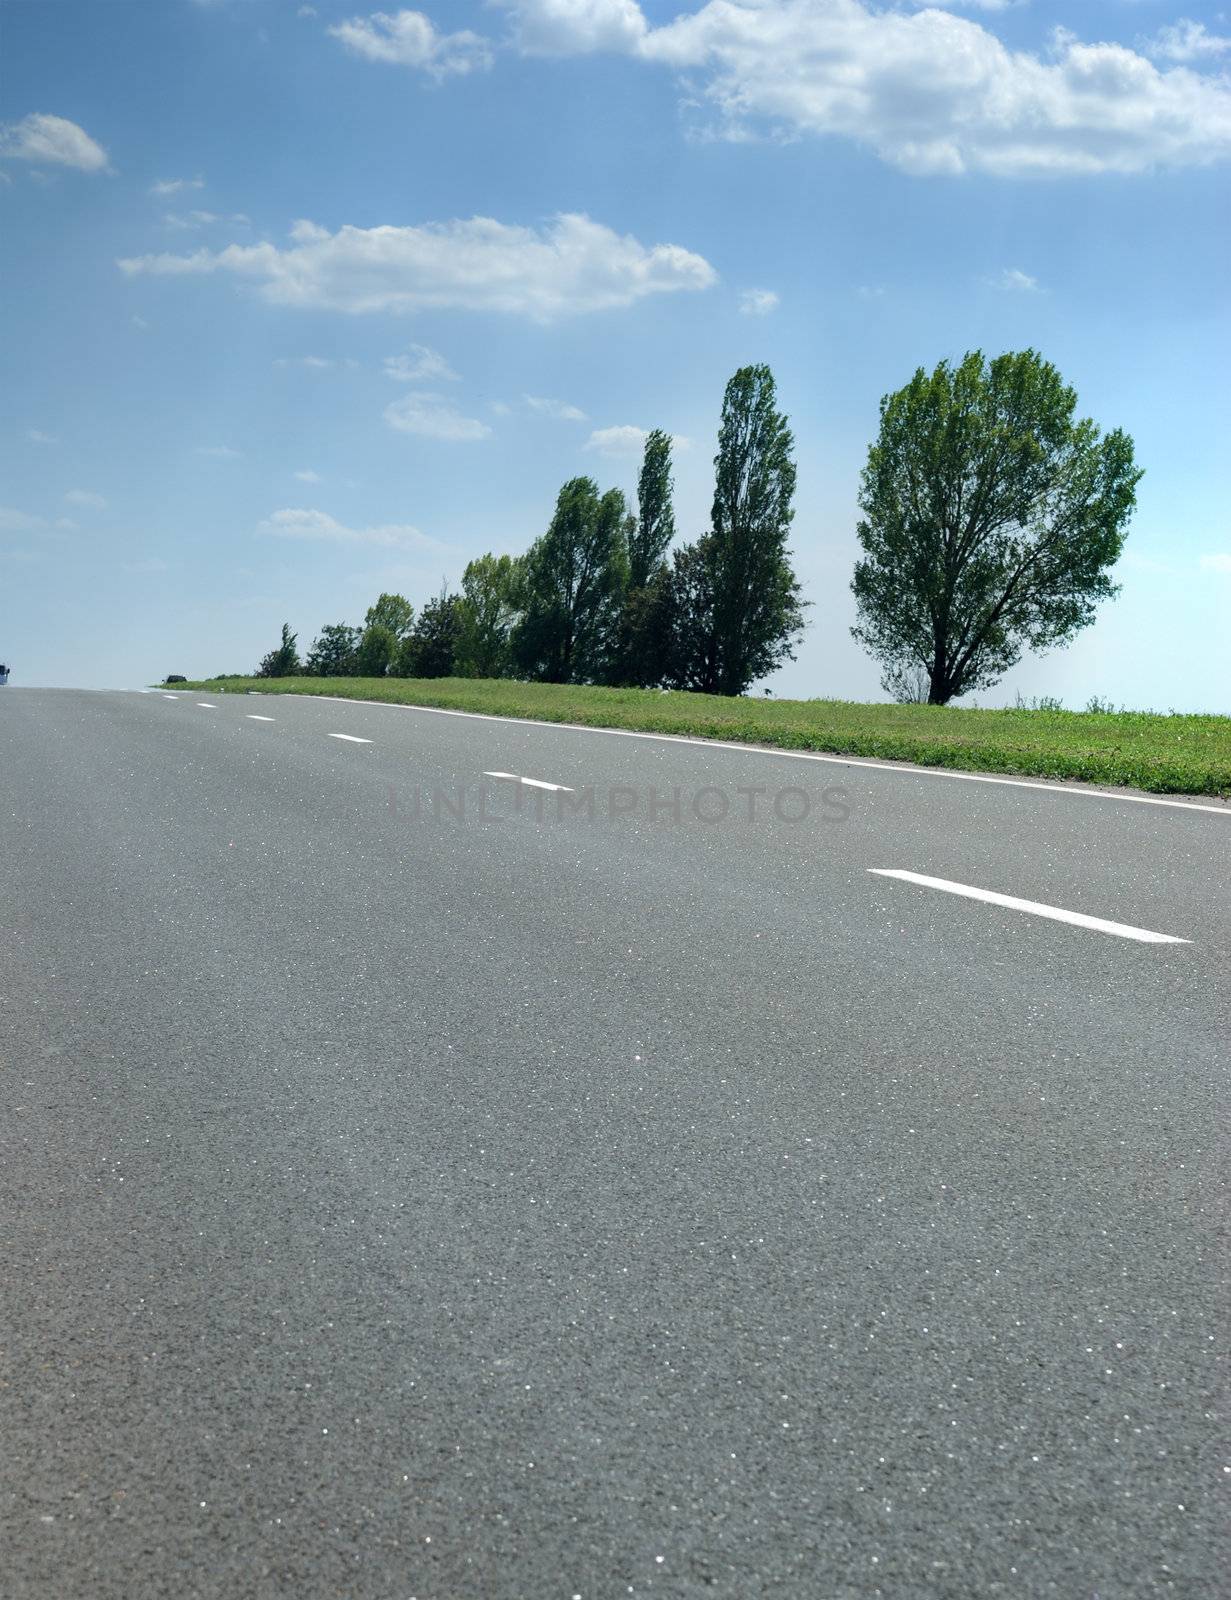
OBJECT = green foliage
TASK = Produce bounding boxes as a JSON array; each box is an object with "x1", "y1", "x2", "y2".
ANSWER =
[
  {"x1": 355, "y1": 622, "x2": 396, "y2": 678},
  {"x1": 614, "y1": 430, "x2": 677, "y2": 688},
  {"x1": 851, "y1": 348, "x2": 1143, "y2": 705},
  {"x1": 364, "y1": 593, "x2": 415, "y2": 640},
  {"x1": 664, "y1": 536, "x2": 720, "y2": 692},
  {"x1": 255, "y1": 622, "x2": 301, "y2": 678},
  {"x1": 395, "y1": 586, "x2": 463, "y2": 678},
  {"x1": 630, "y1": 429, "x2": 675, "y2": 589},
  {"x1": 512, "y1": 477, "x2": 629, "y2": 683},
  {"x1": 618, "y1": 563, "x2": 674, "y2": 690},
  {"x1": 706, "y1": 364, "x2": 807, "y2": 695},
  {"x1": 455, "y1": 553, "x2": 524, "y2": 678},
  {"x1": 305, "y1": 622, "x2": 361, "y2": 677}
]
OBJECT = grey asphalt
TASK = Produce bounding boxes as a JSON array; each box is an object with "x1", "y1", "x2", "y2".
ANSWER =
[{"x1": 1, "y1": 686, "x2": 1226, "y2": 1600}]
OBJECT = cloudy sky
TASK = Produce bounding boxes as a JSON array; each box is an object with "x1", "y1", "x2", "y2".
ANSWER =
[{"x1": 2, "y1": 0, "x2": 1228, "y2": 707}]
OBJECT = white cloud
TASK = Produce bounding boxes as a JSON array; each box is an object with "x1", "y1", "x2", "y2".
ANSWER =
[
  {"x1": 1198, "y1": 553, "x2": 1231, "y2": 575},
  {"x1": 165, "y1": 209, "x2": 250, "y2": 230},
  {"x1": 383, "y1": 392, "x2": 492, "y2": 441},
  {"x1": 118, "y1": 213, "x2": 717, "y2": 321},
  {"x1": 525, "y1": 394, "x2": 588, "y2": 420},
  {"x1": 273, "y1": 354, "x2": 348, "y2": 369},
  {"x1": 64, "y1": 489, "x2": 106, "y2": 510},
  {"x1": 328, "y1": 9, "x2": 493, "y2": 76},
  {"x1": 294, "y1": 469, "x2": 322, "y2": 483},
  {"x1": 383, "y1": 343, "x2": 459, "y2": 382},
  {"x1": 25, "y1": 429, "x2": 58, "y2": 444},
  {"x1": 584, "y1": 424, "x2": 648, "y2": 457},
  {"x1": 989, "y1": 266, "x2": 1039, "y2": 291},
  {"x1": 0, "y1": 113, "x2": 109, "y2": 173},
  {"x1": 908, "y1": 0, "x2": 1013, "y2": 11},
  {"x1": 497, "y1": 1, "x2": 1231, "y2": 177},
  {"x1": 1142, "y1": 21, "x2": 1231, "y2": 65},
  {"x1": 0, "y1": 506, "x2": 47, "y2": 533},
  {"x1": 585, "y1": 424, "x2": 691, "y2": 457},
  {"x1": 195, "y1": 445, "x2": 243, "y2": 459},
  {"x1": 739, "y1": 287, "x2": 779, "y2": 316},
  {"x1": 257, "y1": 507, "x2": 448, "y2": 550},
  {"x1": 494, "y1": 0, "x2": 648, "y2": 55},
  {"x1": 131, "y1": 315, "x2": 151, "y2": 330},
  {"x1": 149, "y1": 177, "x2": 205, "y2": 197}
]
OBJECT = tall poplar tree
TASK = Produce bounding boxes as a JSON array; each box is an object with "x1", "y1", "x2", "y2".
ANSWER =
[{"x1": 674, "y1": 365, "x2": 806, "y2": 696}]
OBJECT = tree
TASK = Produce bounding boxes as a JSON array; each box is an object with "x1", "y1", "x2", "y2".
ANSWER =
[
  {"x1": 512, "y1": 478, "x2": 628, "y2": 683},
  {"x1": 256, "y1": 623, "x2": 301, "y2": 678},
  {"x1": 664, "y1": 537, "x2": 720, "y2": 692},
  {"x1": 630, "y1": 429, "x2": 675, "y2": 588},
  {"x1": 620, "y1": 564, "x2": 674, "y2": 688},
  {"x1": 454, "y1": 553, "x2": 524, "y2": 678},
  {"x1": 305, "y1": 622, "x2": 361, "y2": 677},
  {"x1": 394, "y1": 585, "x2": 462, "y2": 678},
  {"x1": 851, "y1": 349, "x2": 1143, "y2": 705},
  {"x1": 619, "y1": 430, "x2": 677, "y2": 687},
  {"x1": 364, "y1": 593, "x2": 415, "y2": 641},
  {"x1": 355, "y1": 622, "x2": 396, "y2": 677},
  {"x1": 678, "y1": 365, "x2": 806, "y2": 696}
]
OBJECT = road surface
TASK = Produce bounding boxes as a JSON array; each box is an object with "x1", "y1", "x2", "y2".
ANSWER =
[{"x1": 2, "y1": 687, "x2": 1227, "y2": 1598}]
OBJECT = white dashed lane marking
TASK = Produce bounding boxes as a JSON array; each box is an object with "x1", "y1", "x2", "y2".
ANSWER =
[
  {"x1": 484, "y1": 770, "x2": 574, "y2": 792},
  {"x1": 196, "y1": 703, "x2": 217, "y2": 709},
  {"x1": 329, "y1": 733, "x2": 372, "y2": 744},
  {"x1": 869, "y1": 869, "x2": 1190, "y2": 945},
  {"x1": 246, "y1": 715, "x2": 276, "y2": 722}
]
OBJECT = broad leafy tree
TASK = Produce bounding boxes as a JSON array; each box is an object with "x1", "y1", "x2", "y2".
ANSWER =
[
  {"x1": 256, "y1": 623, "x2": 301, "y2": 678},
  {"x1": 513, "y1": 478, "x2": 629, "y2": 683},
  {"x1": 355, "y1": 622, "x2": 396, "y2": 677},
  {"x1": 851, "y1": 349, "x2": 1142, "y2": 704},
  {"x1": 305, "y1": 622, "x2": 361, "y2": 677},
  {"x1": 364, "y1": 593, "x2": 415, "y2": 642},
  {"x1": 455, "y1": 554, "x2": 524, "y2": 678},
  {"x1": 394, "y1": 586, "x2": 463, "y2": 678}
]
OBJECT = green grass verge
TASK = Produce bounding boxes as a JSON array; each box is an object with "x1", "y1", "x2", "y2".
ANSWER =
[{"x1": 161, "y1": 676, "x2": 1231, "y2": 797}]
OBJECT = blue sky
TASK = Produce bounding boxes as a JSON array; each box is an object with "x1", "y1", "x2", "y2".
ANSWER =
[{"x1": 2, "y1": 0, "x2": 1228, "y2": 708}]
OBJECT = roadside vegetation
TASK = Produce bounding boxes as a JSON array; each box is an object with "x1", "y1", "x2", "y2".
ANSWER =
[
  {"x1": 164, "y1": 676, "x2": 1231, "y2": 798},
  {"x1": 167, "y1": 348, "x2": 1226, "y2": 793}
]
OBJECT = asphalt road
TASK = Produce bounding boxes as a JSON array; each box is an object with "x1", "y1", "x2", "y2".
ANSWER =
[{"x1": 2, "y1": 686, "x2": 1227, "y2": 1600}]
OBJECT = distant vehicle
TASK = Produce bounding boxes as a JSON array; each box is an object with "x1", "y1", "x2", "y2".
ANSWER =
[
  {"x1": 0, "y1": 663, "x2": 9, "y2": 686},
  {"x1": 164, "y1": 674, "x2": 187, "y2": 684}
]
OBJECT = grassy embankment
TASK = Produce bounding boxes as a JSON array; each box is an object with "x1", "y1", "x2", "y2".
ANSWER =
[{"x1": 165, "y1": 676, "x2": 1231, "y2": 797}]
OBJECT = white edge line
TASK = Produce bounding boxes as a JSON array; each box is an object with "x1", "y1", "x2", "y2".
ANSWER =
[
  {"x1": 268, "y1": 693, "x2": 1230, "y2": 818},
  {"x1": 869, "y1": 869, "x2": 1190, "y2": 945},
  {"x1": 328, "y1": 732, "x2": 372, "y2": 744}
]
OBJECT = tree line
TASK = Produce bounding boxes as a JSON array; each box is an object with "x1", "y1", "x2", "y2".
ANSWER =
[{"x1": 257, "y1": 350, "x2": 1141, "y2": 707}]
